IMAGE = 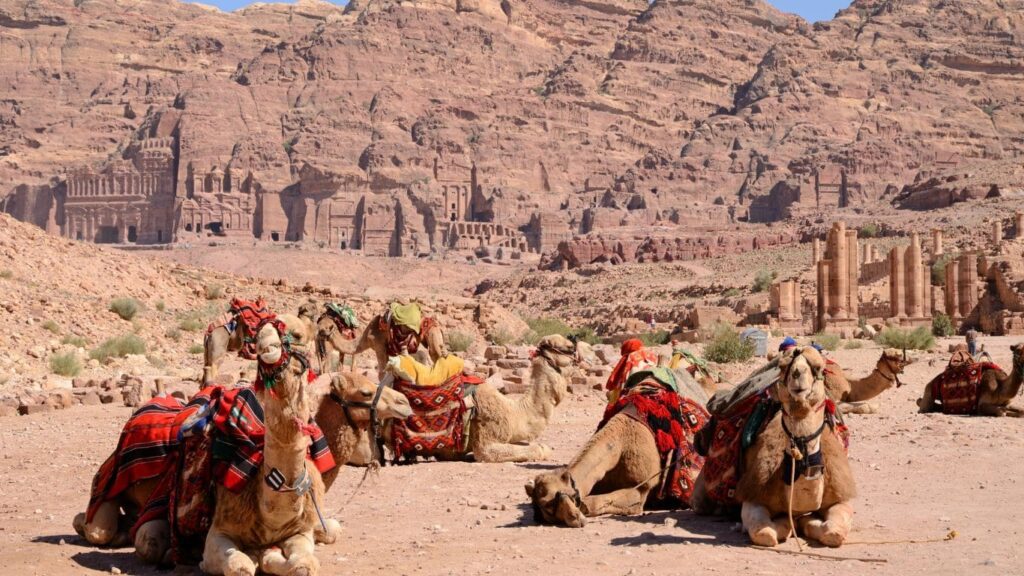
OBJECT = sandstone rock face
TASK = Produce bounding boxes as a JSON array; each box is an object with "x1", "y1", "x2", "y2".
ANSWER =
[{"x1": 1, "y1": 0, "x2": 1022, "y2": 255}]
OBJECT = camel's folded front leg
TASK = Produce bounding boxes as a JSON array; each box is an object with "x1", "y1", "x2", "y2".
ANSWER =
[
  {"x1": 134, "y1": 519, "x2": 171, "y2": 565},
  {"x1": 314, "y1": 518, "x2": 342, "y2": 545},
  {"x1": 741, "y1": 502, "x2": 792, "y2": 547},
  {"x1": 73, "y1": 501, "x2": 126, "y2": 547},
  {"x1": 798, "y1": 501, "x2": 853, "y2": 547},
  {"x1": 474, "y1": 442, "x2": 552, "y2": 463},
  {"x1": 279, "y1": 531, "x2": 319, "y2": 576},
  {"x1": 200, "y1": 527, "x2": 258, "y2": 576},
  {"x1": 582, "y1": 487, "x2": 648, "y2": 517}
]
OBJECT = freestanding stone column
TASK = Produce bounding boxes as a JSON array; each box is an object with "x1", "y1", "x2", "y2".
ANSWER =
[
  {"x1": 817, "y1": 260, "x2": 831, "y2": 332},
  {"x1": 846, "y1": 228, "x2": 859, "y2": 319},
  {"x1": 828, "y1": 222, "x2": 849, "y2": 320},
  {"x1": 1016, "y1": 212, "x2": 1024, "y2": 239},
  {"x1": 812, "y1": 238, "x2": 821, "y2": 264},
  {"x1": 907, "y1": 232, "x2": 924, "y2": 319},
  {"x1": 932, "y1": 228, "x2": 943, "y2": 256},
  {"x1": 945, "y1": 260, "x2": 960, "y2": 319},
  {"x1": 890, "y1": 246, "x2": 906, "y2": 319},
  {"x1": 958, "y1": 254, "x2": 978, "y2": 317},
  {"x1": 993, "y1": 221, "x2": 1002, "y2": 246}
]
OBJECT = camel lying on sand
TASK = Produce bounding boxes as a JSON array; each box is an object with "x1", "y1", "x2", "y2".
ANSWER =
[
  {"x1": 526, "y1": 367, "x2": 710, "y2": 526},
  {"x1": 203, "y1": 302, "x2": 315, "y2": 384},
  {"x1": 825, "y1": 348, "x2": 911, "y2": 414},
  {"x1": 199, "y1": 322, "x2": 324, "y2": 576},
  {"x1": 917, "y1": 343, "x2": 1024, "y2": 416},
  {"x1": 313, "y1": 303, "x2": 359, "y2": 372},
  {"x1": 737, "y1": 346, "x2": 857, "y2": 547}
]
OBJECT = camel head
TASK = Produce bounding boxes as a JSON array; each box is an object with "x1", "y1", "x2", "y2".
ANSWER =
[
  {"x1": 879, "y1": 348, "x2": 912, "y2": 385},
  {"x1": 1012, "y1": 343, "x2": 1024, "y2": 373},
  {"x1": 327, "y1": 371, "x2": 413, "y2": 425},
  {"x1": 256, "y1": 321, "x2": 316, "y2": 430},
  {"x1": 298, "y1": 300, "x2": 318, "y2": 322},
  {"x1": 533, "y1": 334, "x2": 579, "y2": 397},
  {"x1": 524, "y1": 469, "x2": 586, "y2": 528},
  {"x1": 775, "y1": 346, "x2": 827, "y2": 417}
]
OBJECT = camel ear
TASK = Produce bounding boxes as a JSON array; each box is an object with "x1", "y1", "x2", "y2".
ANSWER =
[{"x1": 524, "y1": 479, "x2": 535, "y2": 498}]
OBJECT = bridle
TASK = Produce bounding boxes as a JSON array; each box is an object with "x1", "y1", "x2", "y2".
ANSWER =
[
  {"x1": 778, "y1": 347, "x2": 828, "y2": 483},
  {"x1": 535, "y1": 344, "x2": 578, "y2": 375},
  {"x1": 329, "y1": 376, "x2": 389, "y2": 465},
  {"x1": 533, "y1": 473, "x2": 585, "y2": 523}
]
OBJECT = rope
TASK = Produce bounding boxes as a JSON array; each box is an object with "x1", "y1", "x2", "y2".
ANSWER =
[
  {"x1": 786, "y1": 444, "x2": 804, "y2": 552},
  {"x1": 843, "y1": 531, "x2": 958, "y2": 546},
  {"x1": 752, "y1": 546, "x2": 887, "y2": 563}
]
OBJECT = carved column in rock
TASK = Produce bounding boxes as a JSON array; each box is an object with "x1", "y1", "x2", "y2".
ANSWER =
[
  {"x1": 945, "y1": 259, "x2": 960, "y2": 320},
  {"x1": 890, "y1": 246, "x2": 906, "y2": 319}
]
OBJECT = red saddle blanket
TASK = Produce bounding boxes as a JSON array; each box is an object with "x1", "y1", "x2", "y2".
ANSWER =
[
  {"x1": 87, "y1": 386, "x2": 335, "y2": 563},
  {"x1": 927, "y1": 361, "x2": 1000, "y2": 415},
  {"x1": 207, "y1": 298, "x2": 275, "y2": 360},
  {"x1": 598, "y1": 387, "x2": 710, "y2": 505},
  {"x1": 389, "y1": 374, "x2": 482, "y2": 461}
]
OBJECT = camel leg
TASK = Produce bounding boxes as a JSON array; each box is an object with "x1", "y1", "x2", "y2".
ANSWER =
[
  {"x1": 73, "y1": 501, "x2": 122, "y2": 546},
  {"x1": 279, "y1": 531, "x2": 319, "y2": 576},
  {"x1": 689, "y1": 471, "x2": 717, "y2": 516},
  {"x1": 314, "y1": 519, "x2": 342, "y2": 545},
  {"x1": 134, "y1": 519, "x2": 170, "y2": 565},
  {"x1": 474, "y1": 442, "x2": 552, "y2": 463},
  {"x1": 200, "y1": 527, "x2": 258, "y2": 576},
  {"x1": 799, "y1": 502, "x2": 853, "y2": 547},
  {"x1": 839, "y1": 401, "x2": 878, "y2": 415},
  {"x1": 976, "y1": 403, "x2": 1011, "y2": 417},
  {"x1": 741, "y1": 502, "x2": 791, "y2": 547},
  {"x1": 916, "y1": 385, "x2": 937, "y2": 413},
  {"x1": 582, "y1": 488, "x2": 648, "y2": 517},
  {"x1": 257, "y1": 547, "x2": 289, "y2": 576}
]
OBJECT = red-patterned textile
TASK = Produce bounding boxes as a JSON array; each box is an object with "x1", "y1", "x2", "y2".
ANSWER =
[
  {"x1": 701, "y1": 390, "x2": 775, "y2": 506},
  {"x1": 206, "y1": 297, "x2": 276, "y2": 360},
  {"x1": 389, "y1": 374, "x2": 474, "y2": 460},
  {"x1": 927, "y1": 361, "x2": 1001, "y2": 415},
  {"x1": 599, "y1": 387, "x2": 710, "y2": 505}
]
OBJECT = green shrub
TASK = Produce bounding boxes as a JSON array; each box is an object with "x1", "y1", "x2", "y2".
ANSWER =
[
  {"x1": 572, "y1": 326, "x2": 601, "y2": 345},
  {"x1": 930, "y1": 253, "x2": 956, "y2": 286},
  {"x1": 61, "y1": 334, "x2": 88, "y2": 348},
  {"x1": 0, "y1": 269, "x2": 13, "y2": 280},
  {"x1": 147, "y1": 355, "x2": 168, "y2": 369},
  {"x1": 165, "y1": 327, "x2": 182, "y2": 341},
  {"x1": 859, "y1": 223, "x2": 880, "y2": 238},
  {"x1": 752, "y1": 269, "x2": 777, "y2": 293},
  {"x1": 155, "y1": 300, "x2": 166, "y2": 312},
  {"x1": 638, "y1": 330, "x2": 671, "y2": 347},
  {"x1": 50, "y1": 351, "x2": 82, "y2": 377},
  {"x1": 446, "y1": 331, "x2": 474, "y2": 353},
  {"x1": 876, "y1": 326, "x2": 935, "y2": 351},
  {"x1": 41, "y1": 320, "x2": 61, "y2": 334},
  {"x1": 704, "y1": 323, "x2": 755, "y2": 364},
  {"x1": 109, "y1": 297, "x2": 141, "y2": 321},
  {"x1": 844, "y1": 340, "x2": 864, "y2": 350},
  {"x1": 179, "y1": 314, "x2": 206, "y2": 332},
  {"x1": 204, "y1": 284, "x2": 225, "y2": 300},
  {"x1": 932, "y1": 313, "x2": 955, "y2": 337},
  {"x1": 525, "y1": 317, "x2": 574, "y2": 338},
  {"x1": 90, "y1": 334, "x2": 146, "y2": 362},
  {"x1": 811, "y1": 332, "x2": 841, "y2": 351},
  {"x1": 489, "y1": 327, "x2": 516, "y2": 347},
  {"x1": 722, "y1": 288, "x2": 742, "y2": 298},
  {"x1": 187, "y1": 344, "x2": 205, "y2": 355}
]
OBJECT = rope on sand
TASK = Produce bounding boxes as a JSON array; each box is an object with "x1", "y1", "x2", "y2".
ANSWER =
[{"x1": 753, "y1": 531, "x2": 957, "y2": 563}]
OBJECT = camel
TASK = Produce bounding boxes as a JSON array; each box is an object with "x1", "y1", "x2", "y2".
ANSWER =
[
  {"x1": 199, "y1": 321, "x2": 324, "y2": 576},
  {"x1": 825, "y1": 348, "x2": 912, "y2": 414},
  {"x1": 526, "y1": 368, "x2": 709, "y2": 527},
  {"x1": 670, "y1": 347, "x2": 723, "y2": 397},
  {"x1": 73, "y1": 370, "x2": 412, "y2": 564},
  {"x1": 313, "y1": 304, "x2": 359, "y2": 373},
  {"x1": 204, "y1": 303, "x2": 315, "y2": 384},
  {"x1": 735, "y1": 346, "x2": 857, "y2": 548},
  {"x1": 917, "y1": 343, "x2": 1024, "y2": 417},
  {"x1": 332, "y1": 305, "x2": 447, "y2": 376}
]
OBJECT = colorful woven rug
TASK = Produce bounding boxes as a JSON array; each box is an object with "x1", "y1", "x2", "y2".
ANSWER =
[
  {"x1": 389, "y1": 374, "x2": 480, "y2": 461},
  {"x1": 926, "y1": 361, "x2": 1001, "y2": 415}
]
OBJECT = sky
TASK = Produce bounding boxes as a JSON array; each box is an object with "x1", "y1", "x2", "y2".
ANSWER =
[{"x1": 194, "y1": 0, "x2": 853, "y2": 23}]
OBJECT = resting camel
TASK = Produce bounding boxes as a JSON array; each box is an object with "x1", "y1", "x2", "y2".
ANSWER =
[
  {"x1": 917, "y1": 343, "x2": 1024, "y2": 417},
  {"x1": 825, "y1": 348, "x2": 911, "y2": 414},
  {"x1": 737, "y1": 346, "x2": 856, "y2": 548},
  {"x1": 313, "y1": 305, "x2": 359, "y2": 373},
  {"x1": 526, "y1": 367, "x2": 709, "y2": 526},
  {"x1": 73, "y1": 370, "x2": 412, "y2": 564},
  {"x1": 333, "y1": 307, "x2": 446, "y2": 376},
  {"x1": 203, "y1": 304, "x2": 315, "y2": 384},
  {"x1": 199, "y1": 321, "x2": 324, "y2": 576}
]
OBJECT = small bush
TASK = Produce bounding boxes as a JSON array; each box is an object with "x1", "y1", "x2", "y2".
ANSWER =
[
  {"x1": 187, "y1": 344, "x2": 205, "y2": 355},
  {"x1": 811, "y1": 332, "x2": 841, "y2": 351},
  {"x1": 638, "y1": 330, "x2": 671, "y2": 347},
  {"x1": 752, "y1": 269, "x2": 777, "y2": 293},
  {"x1": 165, "y1": 327, "x2": 182, "y2": 341},
  {"x1": 179, "y1": 315, "x2": 206, "y2": 332},
  {"x1": 155, "y1": 300, "x2": 166, "y2": 312},
  {"x1": 525, "y1": 317, "x2": 574, "y2": 338},
  {"x1": 932, "y1": 313, "x2": 955, "y2": 337},
  {"x1": 204, "y1": 284, "x2": 225, "y2": 300},
  {"x1": 573, "y1": 326, "x2": 602, "y2": 345},
  {"x1": 109, "y1": 297, "x2": 141, "y2": 321},
  {"x1": 876, "y1": 326, "x2": 935, "y2": 351},
  {"x1": 0, "y1": 269, "x2": 13, "y2": 280},
  {"x1": 90, "y1": 334, "x2": 146, "y2": 362},
  {"x1": 844, "y1": 340, "x2": 864, "y2": 350},
  {"x1": 722, "y1": 287, "x2": 742, "y2": 298},
  {"x1": 489, "y1": 328, "x2": 516, "y2": 347},
  {"x1": 704, "y1": 323, "x2": 755, "y2": 364},
  {"x1": 147, "y1": 355, "x2": 168, "y2": 369},
  {"x1": 61, "y1": 334, "x2": 88, "y2": 348},
  {"x1": 859, "y1": 223, "x2": 880, "y2": 238},
  {"x1": 50, "y1": 351, "x2": 82, "y2": 377},
  {"x1": 41, "y1": 320, "x2": 61, "y2": 334},
  {"x1": 447, "y1": 331, "x2": 474, "y2": 353}
]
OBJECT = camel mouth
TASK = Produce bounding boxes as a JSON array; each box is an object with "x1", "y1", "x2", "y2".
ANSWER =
[{"x1": 388, "y1": 402, "x2": 414, "y2": 420}]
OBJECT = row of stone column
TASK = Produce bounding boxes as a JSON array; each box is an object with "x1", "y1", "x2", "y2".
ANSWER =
[
  {"x1": 815, "y1": 222, "x2": 859, "y2": 330},
  {"x1": 888, "y1": 232, "x2": 931, "y2": 321}
]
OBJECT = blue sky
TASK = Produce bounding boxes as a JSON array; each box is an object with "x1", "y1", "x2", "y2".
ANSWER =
[{"x1": 196, "y1": 0, "x2": 852, "y2": 22}]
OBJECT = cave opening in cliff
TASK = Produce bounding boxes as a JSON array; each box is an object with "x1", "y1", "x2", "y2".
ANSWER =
[
  {"x1": 97, "y1": 226, "x2": 118, "y2": 244},
  {"x1": 127, "y1": 226, "x2": 137, "y2": 243}
]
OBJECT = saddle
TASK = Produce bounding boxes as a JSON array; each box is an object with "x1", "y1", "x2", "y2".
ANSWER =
[
  {"x1": 207, "y1": 297, "x2": 276, "y2": 360},
  {"x1": 926, "y1": 360, "x2": 1001, "y2": 415}
]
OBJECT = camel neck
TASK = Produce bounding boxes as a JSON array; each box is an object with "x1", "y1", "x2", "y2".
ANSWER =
[
  {"x1": 525, "y1": 358, "x2": 562, "y2": 420},
  {"x1": 845, "y1": 362, "x2": 897, "y2": 402},
  {"x1": 261, "y1": 410, "x2": 311, "y2": 522},
  {"x1": 315, "y1": 397, "x2": 362, "y2": 491}
]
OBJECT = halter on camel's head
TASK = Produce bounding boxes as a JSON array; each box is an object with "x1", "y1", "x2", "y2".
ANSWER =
[
  {"x1": 775, "y1": 345, "x2": 828, "y2": 415},
  {"x1": 255, "y1": 319, "x2": 318, "y2": 433},
  {"x1": 533, "y1": 334, "x2": 579, "y2": 374},
  {"x1": 879, "y1": 347, "x2": 912, "y2": 387},
  {"x1": 1012, "y1": 343, "x2": 1024, "y2": 371}
]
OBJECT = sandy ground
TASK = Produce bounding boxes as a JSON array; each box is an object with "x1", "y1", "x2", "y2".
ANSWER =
[{"x1": 1, "y1": 337, "x2": 1022, "y2": 576}]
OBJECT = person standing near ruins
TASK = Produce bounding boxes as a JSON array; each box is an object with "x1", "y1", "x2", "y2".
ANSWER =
[{"x1": 966, "y1": 328, "x2": 979, "y2": 357}]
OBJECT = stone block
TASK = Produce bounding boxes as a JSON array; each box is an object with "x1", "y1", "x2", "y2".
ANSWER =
[{"x1": 18, "y1": 403, "x2": 54, "y2": 416}]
